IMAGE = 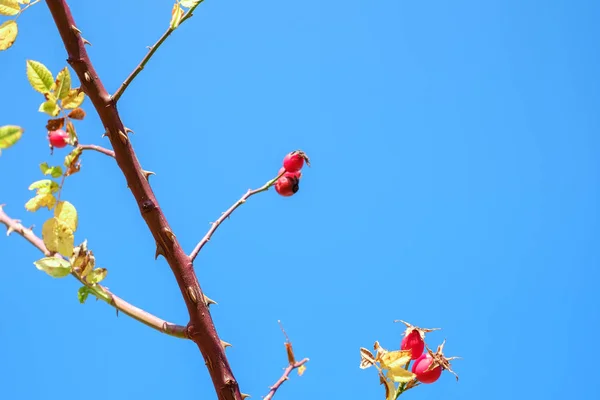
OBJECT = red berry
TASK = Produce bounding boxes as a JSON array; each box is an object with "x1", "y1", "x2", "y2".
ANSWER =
[
  {"x1": 412, "y1": 353, "x2": 442, "y2": 384},
  {"x1": 283, "y1": 150, "x2": 310, "y2": 173},
  {"x1": 274, "y1": 174, "x2": 300, "y2": 197},
  {"x1": 401, "y1": 329, "x2": 425, "y2": 360},
  {"x1": 48, "y1": 129, "x2": 69, "y2": 148}
]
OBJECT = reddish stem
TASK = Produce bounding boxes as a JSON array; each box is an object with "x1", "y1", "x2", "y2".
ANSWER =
[{"x1": 44, "y1": 1, "x2": 241, "y2": 398}]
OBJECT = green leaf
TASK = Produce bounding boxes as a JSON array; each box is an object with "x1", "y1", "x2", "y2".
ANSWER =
[
  {"x1": 26, "y1": 60, "x2": 54, "y2": 94},
  {"x1": 0, "y1": 125, "x2": 23, "y2": 152},
  {"x1": 87, "y1": 268, "x2": 107, "y2": 284},
  {"x1": 77, "y1": 286, "x2": 91, "y2": 304},
  {"x1": 28, "y1": 179, "x2": 59, "y2": 194},
  {"x1": 0, "y1": 20, "x2": 18, "y2": 51},
  {"x1": 0, "y1": 0, "x2": 20, "y2": 16},
  {"x1": 39, "y1": 99, "x2": 60, "y2": 116},
  {"x1": 54, "y1": 200, "x2": 78, "y2": 232},
  {"x1": 42, "y1": 217, "x2": 75, "y2": 257},
  {"x1": 33, "y1": 256, "x2": 72, "y2": 278},
  {"x1": 55, "y1": 67, "x2": 71, "y2": 100},
  {"x1": 40, "y1": 162, "x2": 63, "y2": 178},
  {"x1": 25, "y1": 193, "x2": 56, "y2": 212},
  {"x1": 61, "y1": 89, "x2": 85, "y2": 109}
]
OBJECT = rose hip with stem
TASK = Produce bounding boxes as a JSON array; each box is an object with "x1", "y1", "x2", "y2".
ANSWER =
[
  {"x1": 48, "y1": 129, "x2": 69, "y2": 148},
  {"x1": 283, "y1": 150, "x2": 310, "y2": 173}
]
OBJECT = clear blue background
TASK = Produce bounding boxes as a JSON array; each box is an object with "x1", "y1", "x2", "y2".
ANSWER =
[{"x1": 1, "y1": 0, "x2": 598, "y2": 399}]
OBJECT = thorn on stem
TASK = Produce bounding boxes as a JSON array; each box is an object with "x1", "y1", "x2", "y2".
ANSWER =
[
  {"x1": 241, "y1": 394, "x2": 251, "y2": 399},
  {"x1": 203, "y1": 294, "x2": 218, "y2": 307},
  {"x1": 118, "y1": 130, "x2": 128, "y2": 144},
  {"x1": 162, "y1": 228, "x2": 176, "y2": 242},
  {"x1": 70, "y1": 25, "x2": 81, "y2": 34},
  {"x1": 142, "y1": 170, "x2": 156, "y2": 181},
  {"x1": 220, "y1": 340, "x2": 232, "y2": 349},
  {"x1": 124, "y1": 127, "x2": 135, "y2": 135},
  {"x1": 154, "y1": 242, "x2": 165, "y2": 260},
  {"x1": 82, "y1": 37, "x2": 92, "y2": 46}
]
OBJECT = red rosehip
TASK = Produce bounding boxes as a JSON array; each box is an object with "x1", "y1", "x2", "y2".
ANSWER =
[
  {"x1": 401, "y1": 329, "x2": 425, "y2": 360},
  {"x1": 278, "y1": 167, "x2": 301, "y2": 179},
  {"x1": 274, "y1": 174, "x2": 300, "y2": 197},
  {"x1": 412, "y1": 353, "x2": 442, "y2": 384},
  {"x1": 48, "y1": 129, "x2": 69, "y2": 148},
  {"x1": 283, "y1": 150, "x2": 310, "y2": 173}
]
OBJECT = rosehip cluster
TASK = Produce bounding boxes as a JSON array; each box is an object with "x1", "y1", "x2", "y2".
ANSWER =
[
  {"x1": 397, "y1": 320, "x2": 459, "y2": 385},
  {"x1": 48, "y1": 129, "x2": 69, "y2": 149},
  {"x1": 274, "y1": 150, "x2": 310, "y2": 197}
]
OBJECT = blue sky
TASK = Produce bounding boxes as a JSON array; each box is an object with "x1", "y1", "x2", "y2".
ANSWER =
[{"x1": 1, "y1": 0, "x2": 599, "y2": 399}]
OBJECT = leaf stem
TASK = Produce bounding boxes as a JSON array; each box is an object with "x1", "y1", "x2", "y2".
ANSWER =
[
  {"x1": 112, "y1": 0, "x2": 205, "y2": 102},
  {"x1": 78, "y1": 144, "x2": 115, "y2": 158},
  {"x1": 189, "y1": 170, "x2": 285, "y2": 262},
  {"x1": 263, "y1": 358, "x2": 309, "y2": 400}
]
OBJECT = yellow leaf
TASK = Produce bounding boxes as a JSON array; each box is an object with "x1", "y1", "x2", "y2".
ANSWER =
[
  {"x1": 0, "y1": 0, "x2": 20, "y2": 16},
  {"x1": 378, "y1": 350, "x2": 413, "y2": 372},
  {"x1": 54, "y1": 200, "x2": 78, "y2": 232},
  {"x1": 0, "y1": 19, "x2": 18, "y2": 51},
  {"x1": 297, "y1": 365, "x2": 306, "y2": 376},
  {"x1": 170, "y1": 3, "x2": 184, "y2": 29},
  {"x1": 33, "y1": 257, "x2": 72, "y2": 278},
  {"x1": 61, "y1": 88, "x2": 85, "y2": 109},
  {"x1": 28, "y1": 179, "x2": 59, "y2": 194},
  {"x1": 42, "y1": 217, "x2": 74, "y2": 257},
  {"x1": 387, "y1": 367, "x2": 416, "y2": 384},
  {"x1": 180, "y1": 0, "x2": 200, "y2": 8},
  {"x1": 0, "y1": 125, "x2": 23, "y2": 151},
  {"x1": 25, "y1": 193, "x2": 56, "y2": 212},
  {"x1": 55, "y1": 67, "x2": 71, "y2": 100},
  {"x1": 87, "y1": 268, "x2": 107, "y2": 284},
  {"x1": 39, "y1": 99, "x2": 61, "y2": 116},
  {"x1": 26, "y1": 60, "x2": 55, "y2": 94}
]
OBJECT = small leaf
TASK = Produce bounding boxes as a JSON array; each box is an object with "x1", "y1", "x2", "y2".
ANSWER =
[
  {"x1": 40, "y1": 162, "x2": 63, "y2": 178},
  {"x1": 0, "y1": 125, "x2": 23, "y2": 151},
  {"x1": 33, "y1": 256, "x2": 72, "y2": 278},
  {"x1": 297, "y1": 365, "x2": 306, "y2": 376},
  {"x1": 64, "y1": 147, "x2": 82, "y2": 168},
  {"x1": 54, "y1": 200, "x2": 78, "y2": 232},
  {"x1": 180, "y1": 0, "x2": 199, "y2": 8},
  {"x1": 61, "y1": 88, "x2": 85, "y2": 109},
  {"x1": 42, "y1": 217, "x2": 75, "y2": 257},
  {"x1": 46, "y1": 118, "x2": 65, "y2": 131},
  {"x1": 54, "y1": 67, "x2": 71, "y2": 100},
  {"x1": 39, "y1": 100, "x2": 60, "y2": 116},
  {"x1": 67, "y1": 108, "x2": 85, "y2": 120},
  {"x1": 0, "y1": 20, "x2": 18, "y2": 51},
  {"x1": 0, "y1": 0, "x2": 20, "y2": 16},
  {"x1": 387, "y1": 368, "x2": 416, "y2": 384},
  {"x1": 25, "y1": 193, "x2": 56, "y2": 212},
  {"x1": 71, "y1": 241, "x2": 95, "y2": 278},
  {"x1": 77, "y1": 286, "x2": 91, "y2": 303},
  {"x1": 360, "y1": 347, "x2": 376, "y2": 369},
  {"x1": 28, "y1": 179, "x2": 59, "y2": 194},
  {"x1": 87, "y1": 268, "x2": 107, "y2": 284},
  {"x1": 65, "y1": 120, "x2": 77, "y2": 143},
  {"x1": 26, "y1": 60, "x2": 55, "y2": 94},
  {"x1": 170, "y1": 3, "x2": 184, "y2": 29}
]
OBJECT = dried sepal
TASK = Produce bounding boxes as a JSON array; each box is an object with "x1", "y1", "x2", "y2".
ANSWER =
[
  {"x1": 359, "y1": 347, "x2": 376, "y2": 369},
  {"x1": 394, "y1": 319, "x2": 440, "y2": 342},
  {"x1": 425, "y1": 340, "x2": 460, "y2": 381}
]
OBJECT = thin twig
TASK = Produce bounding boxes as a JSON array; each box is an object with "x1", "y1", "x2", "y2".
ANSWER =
[
  {"x1": 189, "y1": 171, "x2": 285, "y2": 262},
  {"x1": 264, "y1": 358, "x2": 310, "y2": 400},
  {"x1": 112, "y1": 0, "x2": 205, "y2": 102},
  {"x1": 0, "y1": 205, "x2": 188, "y2": 339},
  {"x1": 78, "y1": 144, "x2": 115, "y2": 158}
]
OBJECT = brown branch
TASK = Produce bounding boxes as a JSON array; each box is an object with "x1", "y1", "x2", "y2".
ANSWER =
[
  {"x1": 264, "y1": 358, "x2": 310, "y2": 400},
  {"x1": 44, "y1": 1, "x2": 241, "y2": 399},
  {"x1": 78, "y1": 144, "x2": 114, "y2": 158},
  {"x1": 112, "y1": 0, "x2": 205, "y2": 103},
  {"x1": 189, "y1": 171, "x2": 284, "y2": 262},
  {"x1": 0, "y1": 205, "x2": 187, "y2": 339}
]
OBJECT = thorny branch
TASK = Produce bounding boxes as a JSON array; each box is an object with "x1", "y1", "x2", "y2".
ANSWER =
[
  {"x1": 0, "y1": 205, "x2": 187, "y2": 338},
  {"x1": 112, "y1": 0, "x2": 205, "y2": 102},
  {"x1": 189, "y1": 170, "x2": 285, "y2": 262},
  {"x1": 44, "y1": 1, "x2": 241, "y2": 399}
]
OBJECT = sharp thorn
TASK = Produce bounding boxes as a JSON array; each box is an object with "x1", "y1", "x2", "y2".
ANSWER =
[
  {"x1": 220, "y1": 340, "x2": 232, "y2": 349},
  {"x1": 71, "y1": 25, "x2": 81, "y2": 34},
  {"x1": 155, "y1": 243, "x2": 166, "y2": 260},
  {"x1": 124, "y1": 127, "x2": 135, "y2": 135},
  {"x1": 204, "y1": 294, "x2": 218, "y2": 307},
  {"x1": 118, "y1": 130, "x2": 128, "y2": 144},
  {"x1": 142, "y1": 170, "x2": 156, "y2": 181},
  {"x1": 241, "y1": 394, "x2": 251, "y2": 399},
  {"x1": 82, "y1": 38, "x2": 92, "y2": 46}
]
